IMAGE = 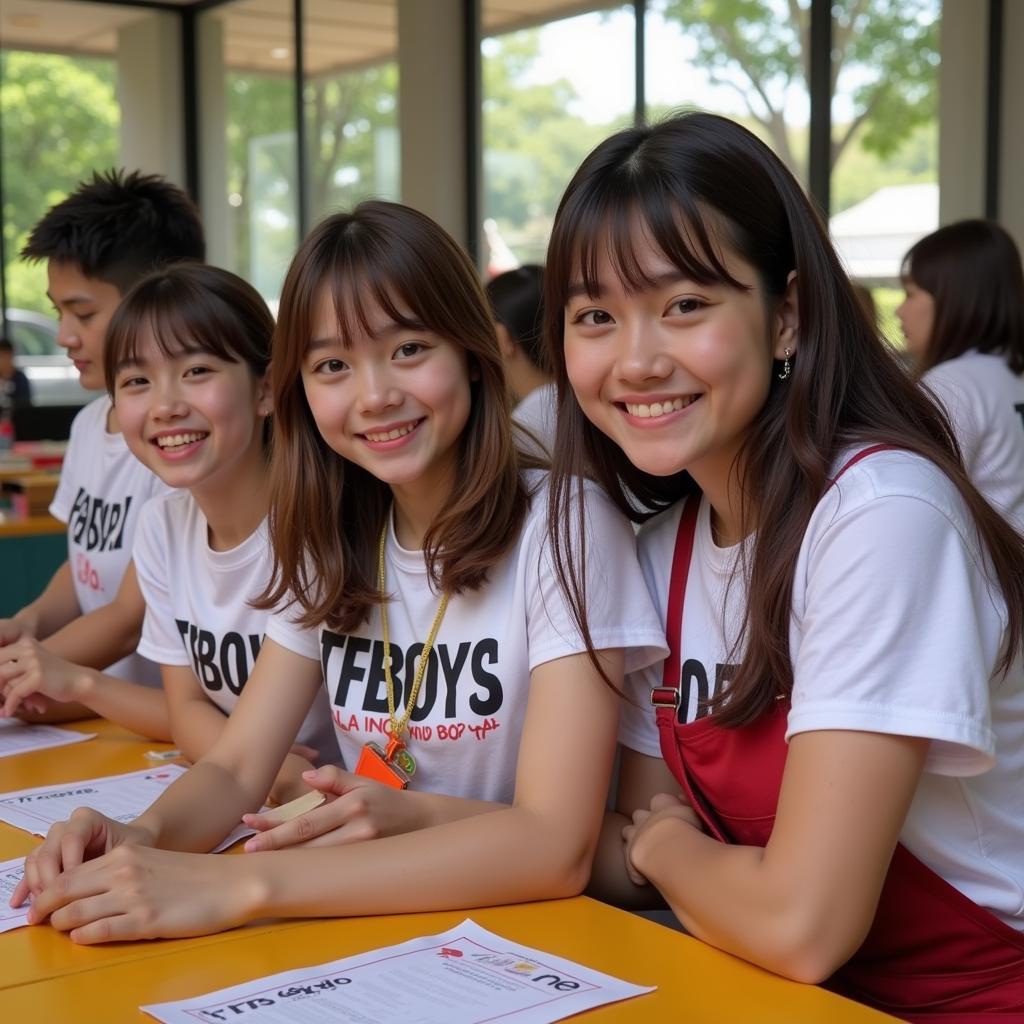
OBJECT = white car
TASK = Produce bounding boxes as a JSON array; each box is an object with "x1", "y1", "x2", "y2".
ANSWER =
[{"x1": 5, "y1": 308, "x2": 95, "y2": 407}]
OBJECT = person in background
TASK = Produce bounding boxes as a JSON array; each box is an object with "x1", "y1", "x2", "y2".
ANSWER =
[
  {"x1": 0, "y1": 337, "x2": 33, "y2": 407},
  {"x1": 0, "y1": 170, "x2": 205, "y2": 731},
  {"x1": 485, "y1": 265, "x2": 557, "y2": 453},
  {"x1": 898, "y1": 219, "x2": 1024, "y2": 532}
]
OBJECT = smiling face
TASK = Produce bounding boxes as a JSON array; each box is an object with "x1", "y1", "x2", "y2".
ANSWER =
[
  {"x1": 302, "y1": 284, "x2": 473, "y2": 510},
  {"x1": 113, "y1": 329, "x2": 270, "y2": 499},
  {"x1": 47, "y1": 260, "x2": 123, "y2": 391},
  {"x1": 563, "y1": 229, "x2": 795, "y2": 503},
  {"x1": 895, "y1": 277, "x2": 935, "y2": 359}
]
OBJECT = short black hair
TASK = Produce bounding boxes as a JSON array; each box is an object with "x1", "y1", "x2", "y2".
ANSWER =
[
  {"x1": 0, "y1": 338, "x2": 13, "y2": 355},
  {"x1": 485, "y1": 265, "x2": 546, "y2": 371},
  {"x1": 21, "y1": 169, "x2": 205, "y2": 294}
]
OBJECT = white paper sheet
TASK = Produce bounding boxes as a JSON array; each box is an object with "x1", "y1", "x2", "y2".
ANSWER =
[
  {"x1": 0, "y1": 856, "x2": 30, "y2": 933},
  {"x1": 0, "y1": 765, "x2": 259, "y2": 853},
  {"x1": 0, "y1": 718, "x2": 95, "y2": 759},
  {"x1": 142, "y1": 918, "x2": 656, "y2": 1024}
]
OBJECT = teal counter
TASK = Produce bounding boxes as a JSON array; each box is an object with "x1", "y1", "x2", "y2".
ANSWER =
[{"x1": 0, "y1": 516, "x2": 66, "y2": 617}]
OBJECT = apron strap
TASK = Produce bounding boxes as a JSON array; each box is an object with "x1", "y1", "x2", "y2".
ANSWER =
[{"x1": 657, "y1": 496, "x2": 700, "y2": 695}]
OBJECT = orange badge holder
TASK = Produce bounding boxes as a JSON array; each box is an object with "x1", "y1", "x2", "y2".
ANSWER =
[{"x1": 355, "y1": 741, "x2": 410, "y2": 790}]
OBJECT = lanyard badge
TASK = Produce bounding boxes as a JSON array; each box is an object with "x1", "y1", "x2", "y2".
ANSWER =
[{"x1": 354, "y1": 520, "x2": 450, "y2": 791}]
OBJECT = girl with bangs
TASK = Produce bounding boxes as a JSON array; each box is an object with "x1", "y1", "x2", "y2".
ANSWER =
[
  {"x1": 547, "y1": 114, "x2": 1024, "y2": 1018},
  {"x1": 13, "y1": 201, "x2": 666, "y2": 940},
  {"x1": 897, "y1": 220, "x2": 1024, "y2": 534},
  {"x1": 0, "y1": 263, "x2": 337, "y2": 799}
]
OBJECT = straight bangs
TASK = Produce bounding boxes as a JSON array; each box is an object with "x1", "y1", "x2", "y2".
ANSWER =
[
  {"x1": 322, "y1": 255, "x2": 435, "y2": 353},
  {"x1": 105, "y1": 264, "x2": 272, "y2": 395},
  {"x1": 559, "y1": 176, "x2": 747, "y2": 309}
]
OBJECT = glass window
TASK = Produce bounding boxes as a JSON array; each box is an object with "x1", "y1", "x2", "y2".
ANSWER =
[
  {"x1": 303, "y1": 0, "x2": 400, "y2": 224},
  {"x1": 644, "y1": 0, "x2": 810, "y2": 186},
  {"x1": 1, "y1": 1, "x2": 124, "y2": 319},
  {"x1": 481, "y1": 3, "x2": 636, "y2": 274},
  {"x1": 199, "y1": 0, "x2": 300, "y2": 309},
  {"x1": 829, "y1": 0, "x2": 941, "y2": 347}
]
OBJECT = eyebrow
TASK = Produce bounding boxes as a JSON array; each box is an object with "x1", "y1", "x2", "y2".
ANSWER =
[
  {"x1": 46, "y1": 291, "x2": 95, "y2": 307},
  {"x1": 566, "y1": 270, "x2": 690, "y2": 301},
  {"x1": 113, "y1": 356, "x2": 147, "y2": 375},
  {"x1": 306, "y1": 338, "x2": 340, "y2": 355}
]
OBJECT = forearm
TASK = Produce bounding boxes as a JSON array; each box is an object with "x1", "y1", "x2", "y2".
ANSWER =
[
  {"x1": 242, "y1": 805, "x2": 596, "y2": 921},
  {"x1": 170, "y1": 699, "x2": 230, "y2": 764},
  {"x1": 586, "y1": 812, "x2": 667, "y2": 910},
  {"x1": 136, "y1": 761, "x2": 264, "y2": 853},
  {"x1": 75, "y1": 669, "x2": 171, "y2": 740},
  {"x1": 631, "y1": 817, "x2": 827, "y2": 980},
  {"x1": 19, "y1": 563, "x2": 79, "y2": 640},
  {"x1": 43, "y1": 601, "x2": 141, "y2": 671},
  {"x1": 403, "y1": 791, "x2": 504, "y2": 830},
  {"x1": 16, "y1": 700, "x2": 93, "y2": 724}
]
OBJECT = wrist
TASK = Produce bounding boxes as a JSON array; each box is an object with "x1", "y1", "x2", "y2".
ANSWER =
[
  {"x1": 73, "y1": 666, "x2": 100, "y2": 702},
  {"x1": 129, "y1": 816, "x2": 161, "y2": 849},
  {"x1": 13, "y1": 607, "x2": 39, "y2": 639},
  {"x1": 240, "y1": 854, "x2": 277, "y2": 921},
  {"x1": 631, "y1": 813, "x2": 695, "y2": 885}
]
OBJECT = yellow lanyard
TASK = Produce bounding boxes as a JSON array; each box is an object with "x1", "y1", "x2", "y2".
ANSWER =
[{"x1": 377, "y1": 521, "x2": 450, "y2": 758}]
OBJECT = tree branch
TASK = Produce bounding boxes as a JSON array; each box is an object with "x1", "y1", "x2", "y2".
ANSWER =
[
  {"x1": 831, "y1": 87, "x2": 882, "y2": 167},
  {"x1": 831, "y1": 0, "x2": 870, "y2": 95},
  {"x1": 707, "y1": 23, "x2": 778, "y2": 121}
]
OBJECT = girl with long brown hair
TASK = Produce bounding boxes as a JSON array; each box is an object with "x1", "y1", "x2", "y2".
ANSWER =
[
  {"x1": 897, "y1": 219, "x2": 1024, "y2": 533},
  {"x1": 13, "y1": 201, "x2": 665, "y2": 939},
  {"x1": 547, "y1": 114, "x2": 1024, "y2": 1018}
]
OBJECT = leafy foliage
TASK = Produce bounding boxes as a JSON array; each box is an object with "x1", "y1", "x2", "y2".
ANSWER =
[
  {"x1": 656, "y1": 0, "x2": 939, "y2": 178},
  {"x1": 1, "y1": 51, "x2": 119, "y2": 314}
]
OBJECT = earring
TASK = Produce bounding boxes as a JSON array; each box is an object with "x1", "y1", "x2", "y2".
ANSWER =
[{"x1": 778, "y1": 348, "x2": 792, "y2": 381}]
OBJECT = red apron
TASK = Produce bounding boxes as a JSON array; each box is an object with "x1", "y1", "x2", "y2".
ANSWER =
[{"x1": 651, "y1": 447, "x2": 1024, "y2": 1021}]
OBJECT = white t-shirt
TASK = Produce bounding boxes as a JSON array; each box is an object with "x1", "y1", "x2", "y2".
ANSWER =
[
  {"x1": 512, "y1": 381, "x2": 558, "y2": 457},
  {"x1": 266, "y1": 473, "x2": 668, "y2": 804},
  {"x1": 923, "y1": 350, "x2": 1024, "y2": 533},
  {"x1": 621, "y1": 449, "x2": 1024, "y2": 931},
  {"x1": 132, "y1": 491, "x2": 338, "y2": 763},
  {"x1": 49, "y1": 396, "x2": 166, "y2": 684}
]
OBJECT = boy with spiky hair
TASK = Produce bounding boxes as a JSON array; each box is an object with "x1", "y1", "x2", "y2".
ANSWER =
[{"x1": 0, "y1": 171, "x2": 204, "y2": 734}]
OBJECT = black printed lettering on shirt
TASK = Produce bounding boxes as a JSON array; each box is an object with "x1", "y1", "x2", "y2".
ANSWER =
[
  {"x1": 68, "y1": 487, "x2": 134, "y2": 553},
  {"x1": 1014, "y1": 402, "x2": 1024, "y2": 431},
  {"x1": 469, "y1": 638, "x2": 502, "y2": 716},
  {"x1": 321, "y1": 632, "x2": 505, "y2": 719},
  {"x1": 675, "y1": 658, "x2": 739, "y2": 723},
  {"x1": 175, "y1": 618, "x2": 262, "y2": 696}
]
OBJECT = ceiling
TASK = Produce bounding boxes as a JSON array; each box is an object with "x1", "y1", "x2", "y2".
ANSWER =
[{"x1": 0, "y1": 0, "x2": 615, "y2": 76}]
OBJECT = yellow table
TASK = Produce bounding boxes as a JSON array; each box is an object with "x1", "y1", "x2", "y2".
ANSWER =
[
  {"x1": 0, "y1": 721, "x2": 294, "y2": 991},
  {"x1": 0, "y1": 721, "x2": 894, "y2": 1021}
]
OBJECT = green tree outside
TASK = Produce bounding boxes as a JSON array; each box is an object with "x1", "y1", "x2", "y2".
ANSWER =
[
  {"x1": 655, "y1": 0, "x2": 939, "y2": 185},
  {"x1": 1, "y1": 51, "x2": 119, "y2": 315}
]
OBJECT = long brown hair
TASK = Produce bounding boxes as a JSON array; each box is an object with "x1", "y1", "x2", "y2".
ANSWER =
[
  {"x1": 903, "y1": 219, "x2": 1024, "y2": 375},
  {"x1": 258, "y1": 201, "x2": 535, "y2": 632},
  {"x1": 546, "y1": 113, "x2": 1024, "y2": 726}
]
